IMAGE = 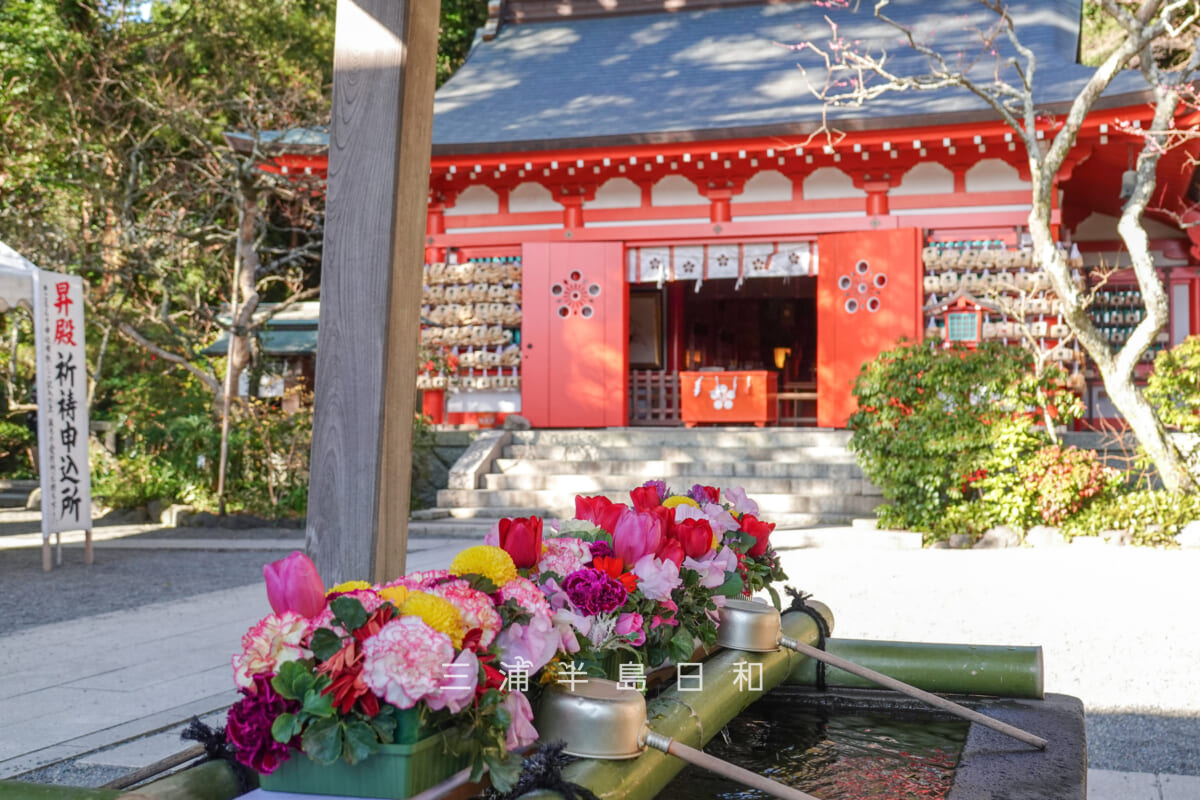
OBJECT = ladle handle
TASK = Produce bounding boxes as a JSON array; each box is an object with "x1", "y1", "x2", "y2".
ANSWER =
[
  {"x1": 780, "y1": 636, "x2": 1048, "y2": 750},
  {"x1": 643, "y1": 730, "x2": 823, "y2": 800}
]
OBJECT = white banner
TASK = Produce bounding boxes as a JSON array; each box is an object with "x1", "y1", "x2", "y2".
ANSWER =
[{"x1": 34, "y1": 271, "x2": 91, "y2": 535}]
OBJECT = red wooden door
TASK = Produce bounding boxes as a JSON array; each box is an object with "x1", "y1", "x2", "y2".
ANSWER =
[
  {"x1": 521, "y1": 242, "x2": 628, "y2": 428},
  {"x1": 816, "y1": 228, "x2": 923, "y2": 428}
]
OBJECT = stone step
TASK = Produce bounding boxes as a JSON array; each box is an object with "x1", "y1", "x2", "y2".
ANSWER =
[
  {"x1": 508, "y1": 428, "x2": 852, "y2": 449},
  {"x1": 0, "y1": 492, "x2": 29, "y2": 508},
  {"x1": 492, "y1": 458, "x2": 863, "y2": 480},
  {"x1": 436, "y1": 488, "x2": 878, "y2": 516},
  {"x1": 502, "y1": 445, "x2": 859, "y2": 462},
  {"x1": 481, "y1": 473, "x2": 876, "y2": 496},
  {"x1": 408, "y1": 519, "x2": 495, "y2": 539},
  {"x1": 441, "y1": 506, "x2": 553, "y2": 520}
]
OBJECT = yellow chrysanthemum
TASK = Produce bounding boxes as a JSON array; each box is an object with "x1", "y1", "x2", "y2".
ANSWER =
[
  {"x1": 327, "y1": 580, "x2": 372, "y2": 596},
  {"x1": 449, "y1": 545, "x2": 518, "y2": 586},
  {"x1": 401, "y1": 591, "x2": 466, "y2": 648},
  {"x1": 378, "y1": 585, "x2": 410, "y2": 608},
  {"x1": 662, "y1": 495, "x2": 701, "y2": 510}
]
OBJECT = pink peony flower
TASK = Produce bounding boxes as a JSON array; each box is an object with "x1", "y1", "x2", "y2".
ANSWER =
[
  {"x1": 495, "y1": 613, "x2": 559, "y2": 673},
  {"x1": 263, "y1": 552, "x2": 325, "y2": 618},
  {"x1": 611, "y1": 507, "x2": 663, "y2": 568},
  {"x1": 502, "y1": 690, "x2": 539, "y2": 750},
  {"x1": 538, "y1": 537, "x2": 592, "y2": 577},
  {"x1": 360, "y1": 617, "x2": 456, "y2": 709},
  {"x1": 615, "y1": 612, "x2": 646, "y2": 646},
  {"x1": 233, "y1": 611, "x2": 311, "y2": 690},
  {"x1": 425, "y1": 648, "x2": 479, "y2": 714},
  {"x1": 632, "y1": 553, "x2": 681, "y2": 601},
  {"x1": 226, "y1": 673, "x2": 298, "y2": 774}
]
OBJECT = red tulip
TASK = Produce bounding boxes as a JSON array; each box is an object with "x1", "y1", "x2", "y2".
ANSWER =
[
  {"x1": 630, "y1": 485, "x2": 661, "y2": 512},
  {"x1": 263, "y1": 551, "x2": 326, "y2": 618},
  {"x1": 674, "y1": 517, "x2": 715, "y2": 560},
  {"x1": 656, "y1": 538, "x2": 686, "y2": 567},
  {"x1": 740, "y1": 514, "x2": 776, "y2": 558},
  {"x1": 497, "y1": 516, "x2": 543, "y2": 569},
  {"x1": 575, "y1": 495, "x2": 627, "y2": 534}
]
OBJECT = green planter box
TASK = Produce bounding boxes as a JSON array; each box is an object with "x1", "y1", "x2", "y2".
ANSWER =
[{"x1": 259, "y1": 732, "x2": 469, "y2": 799}]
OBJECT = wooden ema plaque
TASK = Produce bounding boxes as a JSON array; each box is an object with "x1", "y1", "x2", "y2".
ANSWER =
[{"x1": 679, "y1": 370, "x2": 778, "y2": 427}]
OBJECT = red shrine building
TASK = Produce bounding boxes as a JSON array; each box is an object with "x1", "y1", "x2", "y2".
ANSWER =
[{"x1": 234, "y1": 0, "x2": 1200, "y2": 430}]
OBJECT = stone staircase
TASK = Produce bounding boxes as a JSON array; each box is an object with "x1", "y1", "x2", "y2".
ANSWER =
[{"x1": 422, "y1": 428, "x2": 880, "y2": 535}]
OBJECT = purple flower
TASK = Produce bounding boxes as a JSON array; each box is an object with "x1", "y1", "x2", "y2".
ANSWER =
[
  {"x1": 632, "y1": 554, "x2": 681, "y2": 601},
  {"x1": 562, "y1": 568, "x2": 627, "y2": 615},
  {"x1": 589, "y1": 540, "x2": 615, "y2": 561},
  {"x1": 642, "y1": 480, "x2": 667, "y2": 501},
  {"x1": 226, "y1": 673, "x2": 299, "y2": 774},
  {"x1": 615, "y1": 612, "x2": 646, "y2": 646}
]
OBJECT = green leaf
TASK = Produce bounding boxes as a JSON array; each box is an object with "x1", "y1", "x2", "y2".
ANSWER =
[
  {"x1": 668, "y1": 629, "x2": 696, "y2": 665},
  {"x1": 484, "y1": 751, "x2": 524, "y2": 794},
  {"x1": 716, "y1": 572, "x2": 744, "y2": 598},
  {"x1": 466, "y1": 574, "x2": 498, "y2": 594},
  {"x1": 271, "y1": 660, "x2": 315, "y2": 701},
  {"x1": 301, "y1": 688, "x2": 335, "y2": 718},
  {"x1": 301, "y1": 716, "x2": 344, "y2": 765},
  {"x1": 330, "y1": 596, "x2": 369, "y2": 631},
  {"x1": 271, "y1": 712, "x2": 300, "y2": 744},
  {"x1": 342, "y1": 719, "x2": 381, "y2": 765},
  {"x1": 309, "y1": 628, "x2": 343, "y2": 661},
  {"x1": 368, "y1": 707, "x2": 398, "y2": 744}
]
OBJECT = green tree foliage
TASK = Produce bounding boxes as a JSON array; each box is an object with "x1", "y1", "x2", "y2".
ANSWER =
[
  {"x1": 847, "y1": 340, "x2": 1081, "y2": 532},
  {"x1": 438, "y1": 0, "x2": 488, "y2": 86}
]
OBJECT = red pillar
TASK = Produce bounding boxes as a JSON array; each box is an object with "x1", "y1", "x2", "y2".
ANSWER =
[
  {"x1": 668, "y1": 282, "x2": 686, "y2": 371},
  {"x1": 425, "y1": 203, "x2": 446, "y2": 263},
  {"x1": 707, "y1": 189, "x2": 733, "y2": 223},
  {"x1": 863, "y1": 180, "x2": 890, "y2": 217},
  {"x1": 561, "y1": 196, "x2": 584, "y2": 230}
]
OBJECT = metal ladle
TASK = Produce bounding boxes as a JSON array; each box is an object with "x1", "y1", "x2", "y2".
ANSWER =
[
  {"x1": 536, "y1": 678, "x2": 823, "y2": 800},
  {"x1": 717, "y1": 598, "x2": 1048, "y2": 750}
]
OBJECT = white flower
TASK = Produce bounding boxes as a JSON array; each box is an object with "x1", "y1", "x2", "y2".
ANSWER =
[{"x1": 710, "y1": 383, "x2": 735, "y2": 410}]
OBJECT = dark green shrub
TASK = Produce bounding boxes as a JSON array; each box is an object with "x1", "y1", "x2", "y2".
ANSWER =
[
  {"x1": 0, "y1": 418, "x2": 35, "y2": 478},
  {"x1": 848, "y1": 340, "x2": 1080, "y2": 531}
]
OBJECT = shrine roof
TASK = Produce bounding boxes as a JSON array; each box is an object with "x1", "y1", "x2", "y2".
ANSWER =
[{"x1": 431, "y1": 0, "x2": 1148, "y2": 154}]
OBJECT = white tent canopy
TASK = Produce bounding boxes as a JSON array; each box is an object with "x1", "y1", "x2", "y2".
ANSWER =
[{"x1": 0, "y1": 239, "x2": 92, "y2": 570}]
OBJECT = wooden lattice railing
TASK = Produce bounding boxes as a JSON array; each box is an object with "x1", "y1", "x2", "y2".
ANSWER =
[{"x1": 629, "y1": 370, "x2": 681, "y2": 426}]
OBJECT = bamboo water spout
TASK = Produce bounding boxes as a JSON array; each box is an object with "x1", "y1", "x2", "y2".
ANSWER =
[{"x1": 717, "y1": 598, "x2": 1048, "y2": 750}]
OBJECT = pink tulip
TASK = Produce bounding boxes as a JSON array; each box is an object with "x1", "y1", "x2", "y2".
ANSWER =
[
  {"x1": 263, "y1": 551, "x2": 326, "y2": 618},
  {"x1": 611, "y1": 508, "x2": 662, "y2": 569}
]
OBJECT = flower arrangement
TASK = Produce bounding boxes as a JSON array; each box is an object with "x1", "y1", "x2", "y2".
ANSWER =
[
  {"x1": 485, "y1": 482, "x2": 788, "y2": 680},
  {"x1": 226, "y1": 548, "x2": 552, "y2": 793}
]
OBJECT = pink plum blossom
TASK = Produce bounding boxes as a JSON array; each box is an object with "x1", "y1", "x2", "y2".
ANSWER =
[
  {"x1": 361, "y1": 616, "x2": 456, "y2": 709},
  {"x1": 632, "y1": 553, "x2": 681, "y2": 601}
]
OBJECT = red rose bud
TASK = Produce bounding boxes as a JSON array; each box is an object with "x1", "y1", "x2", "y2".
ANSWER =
[
  {"x1": 497, "y1": 516, "x2": 543, "y2": 569},
  {"x1": 740, "y1": 514, "x2": 776, "y2": 558},
  {"x1": 630, "y1": 485, "x2": 661, "y2": 511},
  {"x1": 656, "y1": 538, "x2": 686, "y2": 567},
  {"x1": 263, "y1": 551, "x2": 326, "y2": 618},
  {"x1": 674, "y1": 517, "x2": 715, "y2": 560}
]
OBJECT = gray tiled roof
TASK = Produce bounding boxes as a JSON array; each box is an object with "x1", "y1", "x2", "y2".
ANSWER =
[{"x1": 432, "y1": 0, "x2": 1148, "y2": 153}]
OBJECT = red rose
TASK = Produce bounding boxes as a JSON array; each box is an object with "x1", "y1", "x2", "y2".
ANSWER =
[
  {"x1": 673, "y1": 517, "x2": 715, "y2": 560},
  {"x1": 497, "y1": 516, "x2": 543, "y2": 569},
  {"x1": 630, "y1": 485, "x2": 661, "y2": 512},
  {"x1": 740, "y1": 514, "x2": 776, "y2": 558}
]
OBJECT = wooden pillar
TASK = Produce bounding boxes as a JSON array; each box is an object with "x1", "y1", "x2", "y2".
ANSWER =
[
  {"x1": 307, "y1": 0, "x2": 441, "y2": 585},
  {"x1": 667, "y1": 282, "x2": 686, "y2": 371}
]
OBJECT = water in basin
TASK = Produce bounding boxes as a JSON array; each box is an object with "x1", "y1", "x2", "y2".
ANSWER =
[{"x1": 665, "y1": 693, "x2": 969, "y2": 799}]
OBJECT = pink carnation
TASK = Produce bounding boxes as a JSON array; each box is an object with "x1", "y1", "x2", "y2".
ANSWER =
[
  {"x1": 383, "y1": 570, "x2": 453, "y2": 591},
  {"x1": 232, "y1": 611, "x2": 310, "y2": 690},
  {"x1": 307, "y1": 589, "x2": 385, "y2": 635},
  {"x1": 499, "y1": 576, "x2": 553, "y2": 619},
  {"x1": 361, "y1": 617, "x2": 456, "y2": 709},
  {"x1": 537, "y1": 537, "x2": 592, "y2": 577},
  {"x1": 427, "y1": 579, "x2": 503, "y2": 648}
]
